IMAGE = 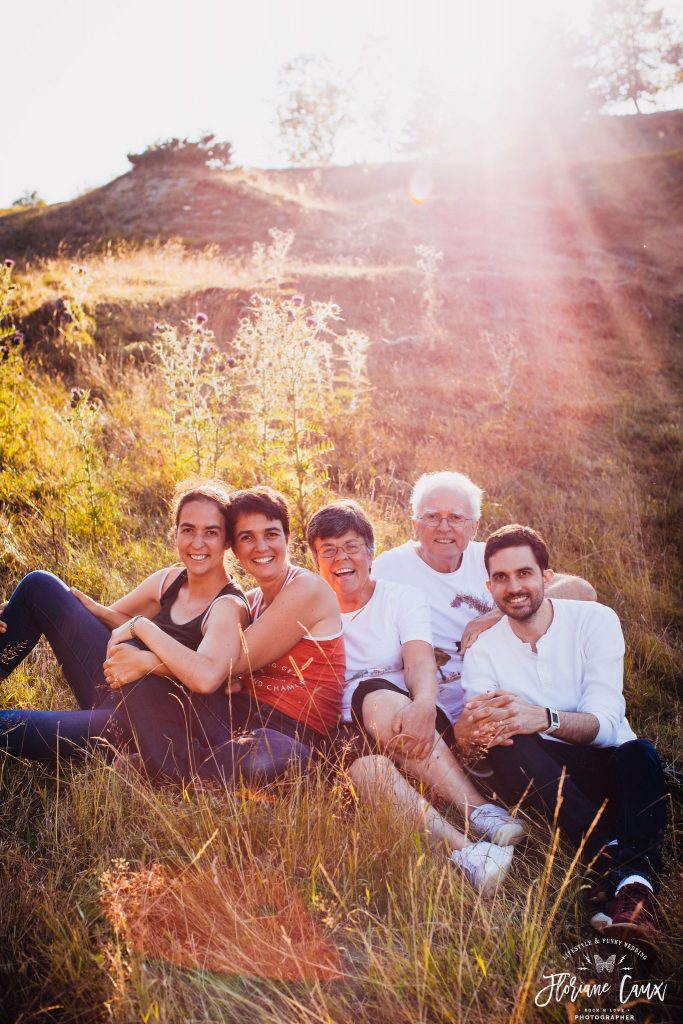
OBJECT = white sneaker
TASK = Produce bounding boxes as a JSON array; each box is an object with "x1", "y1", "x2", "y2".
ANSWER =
[
  {"x1": 469, "y1": 802, "x2": 526, "y2": 847},
  {"x1": 450, "y1": 841, "x2": 514, "y2": 897}
]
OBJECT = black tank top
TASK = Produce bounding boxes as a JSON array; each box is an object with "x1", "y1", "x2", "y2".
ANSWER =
[{"x1": 151, "y1": 570, "x2": 250, "y2": 650}]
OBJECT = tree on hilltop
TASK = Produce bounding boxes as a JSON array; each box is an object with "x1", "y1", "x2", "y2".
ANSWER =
[
  {"x1": 587, "y1": 0, "x2": 683, "y2": 113},
  {"x1": 276, "y1": 55, "x2": 350, "y2": 165},
  {"x1": 127, "y1": 133, "x2": 232, "y2": 172}
]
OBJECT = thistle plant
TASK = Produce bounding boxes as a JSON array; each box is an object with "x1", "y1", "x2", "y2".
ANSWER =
[
  {"x1": 150, "y1": 314, "x2": 236, "y2": 478},
  {"x1": 481, "y1": 329, "x2": 525, "y2": 413},
  {"x1": 233, "y1": 293, "x2": 369, "y2": 539},
  {"x1": 56, "y1": 265, "x2": 96, "y2": 351},
  {"x1": 233, "y1": 294, "x2": 335, "y2": 536},
  {"x1": 0, "y1": 258, "x2": 20, "y2": 335},
  {"x1": 415, "y1": 244, "x2": 443, "y2": 349},
  {"x1": 250, "y1": 228, "x2": 295, "y2": 291},
  {"x1": 0, "y1": 261, "x2": 28, "y2": 469}
]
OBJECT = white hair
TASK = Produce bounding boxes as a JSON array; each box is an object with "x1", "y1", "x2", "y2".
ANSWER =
[{"x1": 410, "y1": 471, "x2": 483, "y2": 519}]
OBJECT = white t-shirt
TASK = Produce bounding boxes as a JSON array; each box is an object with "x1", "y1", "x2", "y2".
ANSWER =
[
  {"x1": 340, "y1": 578, "x2": 433, "y2": 723},
  {"x1": 461, "y1": 599, "x2": 637, "y2": 748},
  {"x1": 372, "y1": 539, "x2": 494, "y2": 723}
]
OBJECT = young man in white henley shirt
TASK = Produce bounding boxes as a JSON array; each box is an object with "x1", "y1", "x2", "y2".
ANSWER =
[{"x1": 461, "y1": 523, "x2": 667, "y2": 943}]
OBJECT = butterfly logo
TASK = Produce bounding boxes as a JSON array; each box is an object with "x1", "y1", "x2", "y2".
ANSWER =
[{"x1": 594, "y1": 954, "x2": 617, "y2": 974}]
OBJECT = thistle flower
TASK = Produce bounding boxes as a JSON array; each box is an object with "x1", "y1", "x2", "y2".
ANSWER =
[
  {"x1": 196, "y1": 312, "x2": 208, "y2": 324},
  {"x1": 305, "y1": 316, "x2": 317, "y2": 328},
  {"x1": 10, "y1": 332, "x2": 24, "y2": 344},
  {"x1": 290, "y1": 295, "x2": 304, "y2": 306},
  {"x1": 3, "y1": 259, "x2": 14, "y2": 269}
]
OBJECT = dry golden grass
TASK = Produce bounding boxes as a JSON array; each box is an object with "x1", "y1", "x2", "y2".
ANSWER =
[{"x1": 0, "y1": 139, "x2": 681, "y2": 1020}]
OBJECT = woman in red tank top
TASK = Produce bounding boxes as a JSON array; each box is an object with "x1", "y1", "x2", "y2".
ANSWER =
[{"x1": 224, "y1": 487, "x2": 345, "y2": 741}]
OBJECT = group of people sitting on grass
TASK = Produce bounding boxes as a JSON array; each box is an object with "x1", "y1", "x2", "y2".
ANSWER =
[{"x1": 0, "y1": 471, "x2": 667, "y2": 942}]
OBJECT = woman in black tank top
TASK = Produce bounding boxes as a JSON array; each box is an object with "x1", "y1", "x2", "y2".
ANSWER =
[{"x1": 0, "y1": 481, "x2": 250, "y2": 761}]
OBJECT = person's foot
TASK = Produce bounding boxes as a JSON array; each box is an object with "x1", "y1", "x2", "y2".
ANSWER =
[
  {"x1": 469, "y1": 803, "x2": 526, "y2": 847},
  {"x1": 599, "y1": 883, "x2": 660, "y2": 945},
  {"x1": 450, "y1": 841, "x2": 514, "y2": 897}
]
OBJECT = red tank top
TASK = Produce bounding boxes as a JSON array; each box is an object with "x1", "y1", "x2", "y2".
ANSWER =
[{"x1": 245, "y1": 567, "x2": 345, "y2": 736}]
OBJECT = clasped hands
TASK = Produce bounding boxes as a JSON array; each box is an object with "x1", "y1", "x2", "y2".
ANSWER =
[
  {"x1": 455, "y1": 691, "x2": 548, "y2": 751},
  {"x1": 103, "y1": 619, "x2": 162, "y2": 689}
]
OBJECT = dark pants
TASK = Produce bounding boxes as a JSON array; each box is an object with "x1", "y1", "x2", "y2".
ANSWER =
[
  {"x1": 0, "y1": 570, "x2": 113, "y2": 708},
  {"x1": 0, "y1": 571, "x2": 311, "y2": 784},
  {"x1": 0, "y1": 570, "x2": 116, "y2": 759},
  {"x1": 488, "y1": 734, "x2": 667, "y2": 889},
  {"x1": 111, "y1": 676, "x2": 313, "y2": 785}
]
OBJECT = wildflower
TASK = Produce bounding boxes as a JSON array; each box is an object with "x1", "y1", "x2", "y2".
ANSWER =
[
  {"x1": 305, "y1": 316, "x2": 317, "y2": 328},
  {"x1": 4, "y1": 259, "x2": 15, "y2": 268},
  {"x1": 196, "y1": 312, "x2": 208, "y2": 324},
  {"x1": 290, "y1": 295, "x2": 304, "y2": 306},
  {"x1": 227, "y1": 357, "x2": 236, "y2": 368},
  {"x1": 10, "y1": 332, "x2": 24, "y2": 345},
  {"x1": 0, "y1": 346, "x2": 9, "y2": 361},
  {"x1": 250, "y1": 293, "x2": 262, "y2": 304},
  {"x1": 153, "y1": 322, "x2": 164, "y2": 332},
  {"x1": 70, "y1": 387, "x2": 85, "y2": 408}
]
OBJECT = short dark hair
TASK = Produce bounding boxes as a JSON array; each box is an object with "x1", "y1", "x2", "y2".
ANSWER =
[
  {"x1": 227, "y1": 486, "x2": 290, "y2": 545},
  {"x1": 307, "y1": 500, "x2": 375, "y2": 558},
  {"x1": 171, "y1": 479, "x2": 231, "y2": 546},
  {"x1": 484, "y1": 524, "x2": 550, "y2": 573}
]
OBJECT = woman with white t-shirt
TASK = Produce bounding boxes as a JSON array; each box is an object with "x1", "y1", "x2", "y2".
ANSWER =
[{"x1": 307, "y1": 500, "x2": 525, "y2": 895}]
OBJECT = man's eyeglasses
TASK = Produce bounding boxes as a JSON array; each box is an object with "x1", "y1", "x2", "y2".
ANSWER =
[
  {"x1": 417, "y1": 512, "x2": 474, "y2": 530},
  {"x1": 317, "y1": 540, "x2": 367, "y2": 560}
]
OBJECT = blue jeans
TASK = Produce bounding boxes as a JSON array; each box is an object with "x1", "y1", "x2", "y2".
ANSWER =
[
  {"x1": 0, "y1": 571, "x2": 311, "y2": 782},
  {"x1": 488, "y1": 734, "x2": 667, "y2": 889},
  {"x1": 0, "y1": 571, "x2": 116, "y2": 759}
]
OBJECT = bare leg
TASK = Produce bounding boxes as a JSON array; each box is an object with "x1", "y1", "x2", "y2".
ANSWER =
[
  {"x1": 347, "y1": 754, "x2": 467, "y2": 851},
  {"x1": 360, "y1": 689, "x2": 486, "y2": 813}
]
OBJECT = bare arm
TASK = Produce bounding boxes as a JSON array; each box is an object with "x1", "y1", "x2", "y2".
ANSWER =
[
  {"x1": 231, "y1": 574, "x2": 340, "y2": 677},
  {"x1": 106, "y1": 596, "x2": 248, "y2": 694},
  {"x1": 390, "y1": 640, "x2": 439, "y2": 760},
  {"x1": 545, "y1": 571, "x2": 597, "y2": 602},
  {"x1": 71, "y1": 568, "x2": 181, "y2": 629},
  {"x1": 459, "y1": 570, "x2": 596, "y2": 655},
  {"x1": 459, "y1": 608, "x2": 502, "y2": 655}
]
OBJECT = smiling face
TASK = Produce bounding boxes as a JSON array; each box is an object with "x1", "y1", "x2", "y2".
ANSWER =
[
  {"x1": 231, "y1": 512, "x2": 290, "y2": 586},
  {"x1": 314, "y1": 529, "x2": 374, "y2": 610},
  {"x1": 412, "y1": 484, "x2": 479, "y2": 572},
  {"x1": 486, "y1": 544, "x2": 553, "y2": 621},
  {"x1": 175, "y1": 498, "x2": 228, "y2": 577}
]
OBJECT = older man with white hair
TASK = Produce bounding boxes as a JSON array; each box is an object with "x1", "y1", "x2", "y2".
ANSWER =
[{"x1": 361, "y1": 470, "x2": 596, "y2": 776}]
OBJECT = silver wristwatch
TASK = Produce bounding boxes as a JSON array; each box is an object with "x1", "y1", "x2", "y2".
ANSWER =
[{"x1": 546, "y1": 707, "x2": 561, "y2": 733}]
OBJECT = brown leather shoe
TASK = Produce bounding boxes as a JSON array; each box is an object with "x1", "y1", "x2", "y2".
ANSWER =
[{"x1": 601, "y1": 882, "x2": 660, "y2": 945}]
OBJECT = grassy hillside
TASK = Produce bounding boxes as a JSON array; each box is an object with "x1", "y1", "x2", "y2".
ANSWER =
[{"x1": 0, "y1": 112, "x2": 681, "y2": 1021}]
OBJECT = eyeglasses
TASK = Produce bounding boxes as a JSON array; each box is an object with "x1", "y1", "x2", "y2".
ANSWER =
[
  {"x1": 317, "y1": 540, "x2": 367, "y2": 560},
  {"x1": 417, "y1": 511, "x2": 474, "y2": 529}
]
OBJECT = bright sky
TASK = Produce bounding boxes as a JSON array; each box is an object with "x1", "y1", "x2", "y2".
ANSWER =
[{"x1": 3, "y1": 0, "x2": 682, "y2": 206}]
